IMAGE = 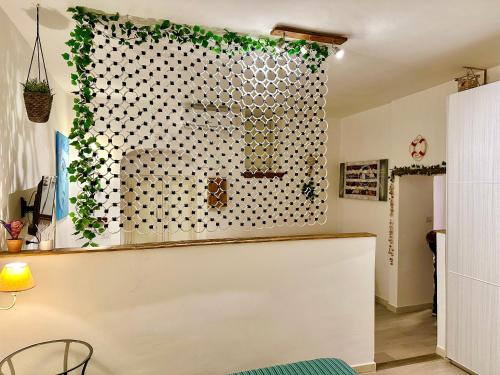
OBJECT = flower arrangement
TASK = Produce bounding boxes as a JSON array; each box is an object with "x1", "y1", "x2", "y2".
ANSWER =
[{"x1": 0, "y1": 219, "x2": 25, "y2": 240}]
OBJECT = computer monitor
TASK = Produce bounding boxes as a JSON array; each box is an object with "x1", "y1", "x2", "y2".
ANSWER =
[{"x1": 20, "y1": 176, "x2": 56, "y2": 236}]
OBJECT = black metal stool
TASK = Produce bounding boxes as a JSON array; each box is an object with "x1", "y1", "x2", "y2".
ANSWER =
[{"x1": 0, "y1": 339, "x2": 93, "y2": 375}]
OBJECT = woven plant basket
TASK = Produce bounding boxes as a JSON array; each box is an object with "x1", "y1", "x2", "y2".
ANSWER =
[{"x1": 23, "y1": 91, "x2": 53, "y2": 123}]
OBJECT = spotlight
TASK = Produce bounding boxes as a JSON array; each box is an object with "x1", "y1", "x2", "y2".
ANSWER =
[
  {"x1": 335, "y1": 48, "x2": 345, "y2": 59},
  {"x1": 275, "y1": 31, "x2": 286, "y2": 54}
]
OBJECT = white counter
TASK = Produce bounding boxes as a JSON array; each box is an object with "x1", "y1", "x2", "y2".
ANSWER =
[{"x1": 0, "y1": 234, "x2": 376, "y2": 374}]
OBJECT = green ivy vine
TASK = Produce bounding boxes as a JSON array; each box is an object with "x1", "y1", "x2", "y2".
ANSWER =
[
  {"x1": 389, "y1": 162, "x2": 447, "y2": 182},
  {"x1": 63, "y1": 6, "x2": 330, "y2": 246}
]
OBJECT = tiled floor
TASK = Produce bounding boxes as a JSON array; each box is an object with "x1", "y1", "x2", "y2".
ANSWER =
[
  {"x1": 367, "y1": 359, "x2": 467, "y2": 374},
  {"x1": 375, "y1": 303, "x2": 437, "y2": 364}
]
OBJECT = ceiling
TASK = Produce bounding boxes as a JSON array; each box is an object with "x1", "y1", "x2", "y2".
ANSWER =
[{"x1": 3, "y1": 0, "x2": 500, "y2": 117}]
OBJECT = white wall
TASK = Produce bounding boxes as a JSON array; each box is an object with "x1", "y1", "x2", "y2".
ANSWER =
[
  {"x1": 0, "y1": 7, "x2": 73, "y2": 248},
  {"x1": 336, "y1": 105, "x2": 392, "y2": 301},
  {"x1": 0, "y1": 236, "x2": 375, "y2": 374},
  {"x1": 336, "y1": 81, "x2": 455, "y2": 304},
  {"x1": 433, "y1": 175, "x2": 447, "y2": 230},
  {"x1": 397, "y1": 175, "x2": 434, "y2": 307}
]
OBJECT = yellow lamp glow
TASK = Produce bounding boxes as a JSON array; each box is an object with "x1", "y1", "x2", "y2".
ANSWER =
[{"x1": 0, "y1": 262, "x2": 35, "y2": 310}]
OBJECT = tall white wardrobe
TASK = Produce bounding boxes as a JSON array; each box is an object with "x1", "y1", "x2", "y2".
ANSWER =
[{"x1": 447, "y1": 81, "x2": 500, "y2": 374}]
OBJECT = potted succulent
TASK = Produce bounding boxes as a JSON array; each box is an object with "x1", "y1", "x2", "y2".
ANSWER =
[
  {"x1": 1, "y1": 219, "x2": 25, "y2": 253},
  {"x1": 21, "y1": 78, "x2": 53, "y2": 123}
]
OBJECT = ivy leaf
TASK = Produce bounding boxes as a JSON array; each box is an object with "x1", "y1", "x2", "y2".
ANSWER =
[{"x1": 160, "y1": 20, "x2": 171, "y2": 29}]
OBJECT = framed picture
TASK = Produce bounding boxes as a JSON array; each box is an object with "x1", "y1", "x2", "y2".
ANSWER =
[
  {"x1": 56, "y1": 131, "x2": 70, "y2": 220},
  {"x1": 339, "y1": 159, "x2": 389, "y2": 201}
]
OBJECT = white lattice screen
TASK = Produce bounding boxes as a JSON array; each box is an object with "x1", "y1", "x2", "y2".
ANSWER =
[{"x1": 89, "y1": 22, "x2": 328, "y2": 240}]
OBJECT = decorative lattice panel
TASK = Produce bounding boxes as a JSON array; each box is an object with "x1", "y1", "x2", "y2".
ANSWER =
[{"x1": 89, "y1": 22, "x2": 328, "y2": 239}]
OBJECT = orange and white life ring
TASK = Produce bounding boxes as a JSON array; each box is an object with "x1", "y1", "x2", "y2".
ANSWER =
[{"x1": 409, "y1": 135, "x2": 427, "y2": 161}]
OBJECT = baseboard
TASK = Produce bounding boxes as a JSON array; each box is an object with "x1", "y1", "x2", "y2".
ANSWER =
[
  {"x1": 376, "y1": 297, "x2": 432, "y2": 314},
  {"x1": 449, "y1": 359, "x2": 479, "y2": 375},
  {"x1": 435, "y1": 345, "x2": 446, "y2": 358},
  {"x1": 376, "y1": 354, "x2": 440, "y2": 371},
  {"x1": 393, "y1": 303, "x2": 433, "y2": 314},
  {"x1": 375, "y1": 296, "x2": 397, "y2": 313},
  {"x1": 351, "y1": 362, "x2": 376, "y2": 374},
  {"x1": 375, "y1": 296, "x2": 391, "y2": 309}
]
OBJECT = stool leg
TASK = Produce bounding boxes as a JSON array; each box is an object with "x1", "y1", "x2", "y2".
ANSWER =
[
  {"x1": 81, "y1": 360, "x2": 89, "y2": 375},
  {"x1": 63, "y1": 342, "x2": 70, "y2": 373}
]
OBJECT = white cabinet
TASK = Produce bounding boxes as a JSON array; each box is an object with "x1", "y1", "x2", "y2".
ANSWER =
[{"x1": 447, "y1": 82, "x2": 500, "y2": 374}]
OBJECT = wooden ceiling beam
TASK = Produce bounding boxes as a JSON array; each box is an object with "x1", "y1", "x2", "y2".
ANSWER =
[{"x1": 271, "y1": 25, "x2": 347, "y2": 45}]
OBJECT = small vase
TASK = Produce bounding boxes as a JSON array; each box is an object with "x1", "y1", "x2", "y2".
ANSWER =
[
  {"x1": 6, "y1": 239, "x2": 23, "y2": 253},
  {"x1": 39, "y1": 240, "x2": 54, "y2": 251}
]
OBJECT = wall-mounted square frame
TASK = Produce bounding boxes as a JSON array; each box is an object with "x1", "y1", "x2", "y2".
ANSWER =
[{"x1": 339, "y1": 159, "x2": 388, "y2": 201}]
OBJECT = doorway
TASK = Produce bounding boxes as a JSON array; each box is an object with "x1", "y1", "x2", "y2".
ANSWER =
[
  {"x1": 375, "y1": 174, "x2": 445, "y2": 368},
  {"x1": 121, "y1": 174, "x2": 197, "y2": 244}
]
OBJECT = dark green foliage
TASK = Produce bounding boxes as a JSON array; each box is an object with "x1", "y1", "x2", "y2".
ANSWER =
[
  {"x1": 64, "y1": 6, "x2": 330, "y2": 246},
  {"x1": 302, "y1": 181, "x2": 318, "y2": 203},
  {"x1": 390, "y1": 161, "x2": 447, "y2": 182},
  {"x1": 21, "y1": 78, "x2": 52, "y2": 94}
]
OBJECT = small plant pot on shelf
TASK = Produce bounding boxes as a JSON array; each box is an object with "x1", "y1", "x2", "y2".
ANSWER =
[
  {"x1": 23, "y1": 92, "x2": 53, "y2": 123},
  {"x1": 6, "y1": 239, "x2": 23, "y2": 253}
]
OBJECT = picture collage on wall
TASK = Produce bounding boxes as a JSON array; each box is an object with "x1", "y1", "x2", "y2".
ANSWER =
[{"x1": 339, "y1": 159, "x2": 389, "y2": 201}]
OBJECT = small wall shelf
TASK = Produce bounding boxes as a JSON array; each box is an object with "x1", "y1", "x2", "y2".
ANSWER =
[{"x1": 241, "y1": 171, "x2": 287, "y2": 179}]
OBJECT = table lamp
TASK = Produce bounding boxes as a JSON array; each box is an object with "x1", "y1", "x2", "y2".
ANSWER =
[{"x1": 0, "y1": 262, "x2": 35, "y2": 310}]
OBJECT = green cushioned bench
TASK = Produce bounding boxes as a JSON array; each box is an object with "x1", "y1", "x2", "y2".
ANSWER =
[{"x1": 230, "y1": 358, "x2": 357, "y2": 375}]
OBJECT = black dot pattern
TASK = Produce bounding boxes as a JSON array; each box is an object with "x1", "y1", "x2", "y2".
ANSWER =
[{"x1": 89, "y1": 22, "x2": 328, "y2": 237}]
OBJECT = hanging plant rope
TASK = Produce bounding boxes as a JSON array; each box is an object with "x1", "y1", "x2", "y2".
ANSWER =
[
  {"x1": 23, "y1": 4, "x2": 53, "y2": 123},
  {"x1": 63, "y1": 6, "x2": 331, "y2": 246},
  {"x1": 27, "y1": 5, "x2": 50, "y2": 86}
]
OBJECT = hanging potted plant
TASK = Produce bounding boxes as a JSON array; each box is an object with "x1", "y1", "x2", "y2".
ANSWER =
[
  {"x1": 1, "y1": 219, "x2": 25, "y2": 253},
  {"x1": 22, "y1": 5, "x2": 53, "y2": 123},
  {"x1": 22, "y1": 78, "x2": 53, "y2": 123}
]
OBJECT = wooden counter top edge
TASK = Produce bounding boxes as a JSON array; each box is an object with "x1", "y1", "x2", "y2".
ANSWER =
[{"x1": 1, "y1": 232, "x2": 376, "y2": 257}]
